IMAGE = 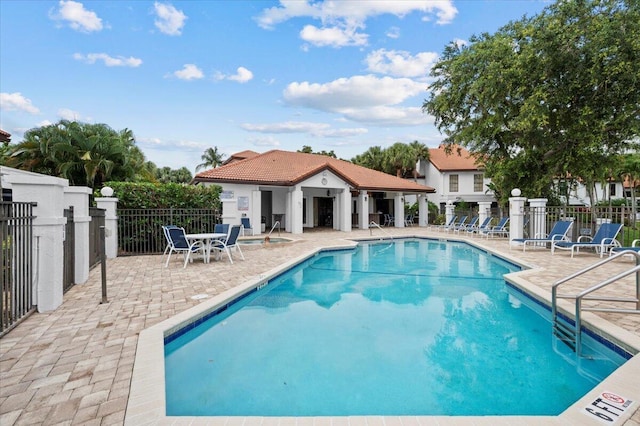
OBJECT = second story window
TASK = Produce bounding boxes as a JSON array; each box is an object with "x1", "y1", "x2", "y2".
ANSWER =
[
  {"x1": 610, "y1": 183, "x2": 616, "y2": 197},
  {"x1": 474, "y1": 174, "x2": 484, "y2": 192},
  {"x1": 449, "y1": 174, "x2": 459, "y2": 192}
]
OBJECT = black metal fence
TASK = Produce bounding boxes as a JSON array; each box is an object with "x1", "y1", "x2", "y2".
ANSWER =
[
  {"x1": 117, "y1": 208, "x2": 221, "y2": 255},
  {"x1": 1, "y1": 201, "x2": 37, "y2": 337},
  {"x1": 524, "y1": 205, "x2": 640, "y2": 246}
]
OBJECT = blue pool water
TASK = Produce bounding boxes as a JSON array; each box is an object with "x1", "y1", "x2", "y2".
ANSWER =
[{"x1": 164, "y1": 239, "x2": 628, "y2": 416}]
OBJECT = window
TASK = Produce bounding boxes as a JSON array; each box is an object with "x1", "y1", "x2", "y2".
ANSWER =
[
  {"x1": 449, "y1": 174, "x2": 459, "y2": 192},
  {"x1": 474, "y1": 174, "x2": 484, "y2": 192},
  {"x1": 609, "y1": 183, "x2": 616, "y2": 197}
]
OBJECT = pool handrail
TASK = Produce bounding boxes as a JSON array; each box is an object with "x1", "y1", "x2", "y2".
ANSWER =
[
  {"x1": 551, "y1": 249, "x2": 640, "y2": 356},
  {"x1": 369, "y1": 221, "x2": 393, "y2": 240}
]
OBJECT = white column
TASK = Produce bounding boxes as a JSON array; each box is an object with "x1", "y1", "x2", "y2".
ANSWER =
[
  {"x1": 289, "y1": 187, "x2": 303, "y2": 234},
  {"x1": 509, "y1": 189, "x2": 526, "y2": 245},
  {"x1": 95, "y1": 196, "x2": 119, "y2": 258},
  {"x1": 358, "y1": 191, "x2": 369, "y2": 230},
  {"x1": 340, "y1": 187, "x2": 352, "y2": 232},
  {"x1": 251, "y1": 190, "x2": 262, "y2": 235},
  {"x1": 528, "y1": 198, "x2": 548, "y2": 239},
  {"x1": 394, "y1": 193, "x2": 405, "y2": 228},
  {"x1": 64, "y1": 186, "x2": 92, "y2": 284},
  {"x1": 8, "y1": 173, "x2": 68, "y2": 312},
  {"x1": 418, "y1": 194, "x2": 428, "y2": 227},
  {"x1": 445, "y1": 201, "x2": 455, "y2": 225},
  {"x1": 478, "y1": 201, "x2": 492, "y2": 226}
]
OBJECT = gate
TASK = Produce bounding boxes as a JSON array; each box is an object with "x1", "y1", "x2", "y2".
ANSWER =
[
  {"x1": 63, "y1": 207, "x2": 75, "y2": 293},
  {"x1": 89, "y1": 207, "x2": 105, "y2": 268},
  {"x1": 1, "y1": 201, "x2": 36, "y2": 337}
]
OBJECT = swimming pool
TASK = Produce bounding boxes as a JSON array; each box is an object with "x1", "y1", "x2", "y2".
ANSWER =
[{"x1": 163, "y1": 239, "x2": 628, "y2": 417}]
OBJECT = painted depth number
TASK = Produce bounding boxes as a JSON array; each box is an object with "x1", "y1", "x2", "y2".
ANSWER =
[{"x1": 582, "y1": 391, "x2": 634, "y2": 424}]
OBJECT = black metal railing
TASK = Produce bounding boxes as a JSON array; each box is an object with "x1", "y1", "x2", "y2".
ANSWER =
[
  {"x1": 524, "y1": 205, "x2": 640, "y2": 246},
  {"x1": 117, "y1": 208, "x2": 221, "y2": 255},
  {"x1": 1, "y1": 201, "x2": 37, "y2": 337}
]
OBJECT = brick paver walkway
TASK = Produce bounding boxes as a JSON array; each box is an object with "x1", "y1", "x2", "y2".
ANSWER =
[{"x1": 1, "y1": 228, "x2": 639, "y2": 425}]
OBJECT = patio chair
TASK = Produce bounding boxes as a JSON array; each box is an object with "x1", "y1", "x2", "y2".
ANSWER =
[
  {"x1": 552, "y1": 222, "x2": 623, "y2": 258},
  {"x1": 404, "y1": 214, "x2": 415, "y2": 227},
  {"x1": 480, "y1": 217, "x2": 510, "y2": 238},
  {"x1": 454, "y1": 216, "x2": 478, "y2": 234},
  {"x1": 444, "y1": 215, "x2": 467, "y2": 233},
  {"x1": 383, "y1": 214, "x2": 395, "y2": 227},
  {"x1": 211, "y1": 225, "x2": 245, "y2": 264},
  {"x1": 214, "y1": 223, "x2": 229, "y2": 234},
  {"x1": 164, "y1": 226, "x2": 205, "y2": 268},
  {"x1": 429, "y1": 215, "x2": 457, "y2": 232},
  {"x1": 610, "y1": 239, "x2": 640, "y2": 256},
  {"x1": 468, "y1": 217, "x2": 493, "y2": 235},
  {"x1": 240, "y1": 217, "x2": 254, "y2": 236},
  {"x1": 162, "y1": 225, "x2": 180, "y2": 256},
  {"x1": 511, "y1": 220, "x2": 573, "y2": 252}
]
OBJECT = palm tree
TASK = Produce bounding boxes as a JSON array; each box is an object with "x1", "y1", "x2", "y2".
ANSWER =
[
  {"x1": 5, "y1": 120, "x2": 148, "y2": 188},
  {"x1": 196, "y1": 147, "x2": 226, "y2": 171},
  {"x1": 384, "y1": 142, "x2": 416, "y2": 177},
  {"x1": 352, "y1": 146, "x2": 385, "y2": 171},
  {"x1": 408, "y1": 140, "x2": 430, "y2": 179}
]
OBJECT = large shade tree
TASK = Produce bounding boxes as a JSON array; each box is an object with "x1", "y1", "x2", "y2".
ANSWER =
[
  {"x1": 3, "y1": 120, "x2": 149, "y2": 188},
  {"x1": 423, "y1": 0, "x2": 640, "y2": 206}
]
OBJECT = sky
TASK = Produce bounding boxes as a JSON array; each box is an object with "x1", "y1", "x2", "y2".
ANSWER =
[{"x1": 0, "y1": 0, "x2": 550, "y2": 175}]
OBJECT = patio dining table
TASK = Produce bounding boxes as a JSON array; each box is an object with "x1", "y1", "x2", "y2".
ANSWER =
[{"x1": 185, "y1": 232, "x2": 227, "y2": 264}]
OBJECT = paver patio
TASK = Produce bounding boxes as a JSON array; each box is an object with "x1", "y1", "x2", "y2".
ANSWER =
[{"x1": 1, "y1": 228, "x2": 639, "y2": 425}]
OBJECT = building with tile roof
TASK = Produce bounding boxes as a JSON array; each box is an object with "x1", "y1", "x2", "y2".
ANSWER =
[
  {"x1": 414, "y1": 144, "x2": 496, "y2": 212},
  {"x1": 193, "y1": 149, "x2": 435, "y2": 234},
  {"x1": 0, "y1": 129, "x2": 11, "y2": 145}
]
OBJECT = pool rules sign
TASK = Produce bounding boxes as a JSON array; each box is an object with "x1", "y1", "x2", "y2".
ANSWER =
[{"x1": 582, "y1": 391, "x2": 634, "y2": 424}]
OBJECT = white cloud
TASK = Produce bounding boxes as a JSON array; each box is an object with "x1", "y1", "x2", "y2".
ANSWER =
[
  {"x1": 58, "y1": 108, "x2": 90, "y2": 121},
  {"x1": 241, "y1": 121, "x2": 368, "y2": 138},
  {"x1": 216, "y1": 67, "x2": 254, "y2": 83},
  {"x1": 154, "y1": 2, "x2": 187, "y2": 36},
  {"x1": 0, "y1": 92, "x2": 40, "y2": 114},
  {"x1": 73, "y1": 53, "x2": 143, "y2": 67},
  {"x1": 255, "y1": 1, "x2": 458, "y2": 47},
  {"x1": 50, "y1": 0, "x2": 103, "y2": 33},
  {"x1": 365, "y1": 49, "x2": 438, "y2": 78},
  {"x1": 283, "y1": 74, "x2": 425, "y2": 111},
  {"x1": 227, "y1": 67, "x2": 254, "y2": 83},
  {"x1": 386, "y1": 26, "x2": 400, "y2": 39},
  {"x1": 300, "y1": 24, "x2": 367, "y2": 47},
  {"x1": 172, "y1": 64, "x2": 204, "y2": 80}
]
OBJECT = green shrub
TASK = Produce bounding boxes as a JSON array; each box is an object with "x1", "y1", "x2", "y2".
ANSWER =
[{"x1": 96, "y1": 182, "x2": 221, "y2": 210}]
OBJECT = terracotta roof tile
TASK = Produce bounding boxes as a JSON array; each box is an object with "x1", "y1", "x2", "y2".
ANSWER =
[
  {"x1": 429, "y1": 145, "x2": 481, "y2": 171},
  {"x1": 194, "y1": 150, "x2": 434, "y2": 193},
  {"x1": 222, "y1": 150, "x2": 259, "y2": 165}
]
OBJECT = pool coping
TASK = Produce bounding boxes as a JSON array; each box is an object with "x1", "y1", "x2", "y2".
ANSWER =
[{"x1": 125, "y1": 236, "x2": 640, "y2": 426}]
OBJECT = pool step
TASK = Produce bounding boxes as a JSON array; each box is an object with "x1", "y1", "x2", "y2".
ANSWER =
[{"x1": 553, "y1": 321, "x2": 577, "y2": 352}]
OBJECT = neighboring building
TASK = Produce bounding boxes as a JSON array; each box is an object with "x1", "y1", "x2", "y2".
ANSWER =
[
  {"x1": 192, "y1": 149, "x2": 435, "y2": 234},
  {"x1": 0, "y1": 128, "x2": 11, "y2": 144},
  {"x1": 414, "y1": 145, "x2": 495, "y2": 211},
  {"x1": 561, "y1": 176, "x2": 637, "y2": 206}
]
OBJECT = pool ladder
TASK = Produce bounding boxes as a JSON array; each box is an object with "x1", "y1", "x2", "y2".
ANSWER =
[
  {"x1": 551, "y1": 249, "x2": 640, "y2": 357},
  {"x1": 369, "y1": 221, "x2": 393, "y2": 240}
]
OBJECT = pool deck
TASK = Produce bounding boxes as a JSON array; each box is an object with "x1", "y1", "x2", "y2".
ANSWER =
[{"x1": 1, "y1": 227, "x2": 639, "y2": 425}]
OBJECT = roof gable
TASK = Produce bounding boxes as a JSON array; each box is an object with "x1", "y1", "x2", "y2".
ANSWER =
[
  {"x1": 194, "y1": 150, "x2": 434, "y2": 193},
  {"x1": 429, "y1": 145, "x2": 481, "y2": 172}
]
